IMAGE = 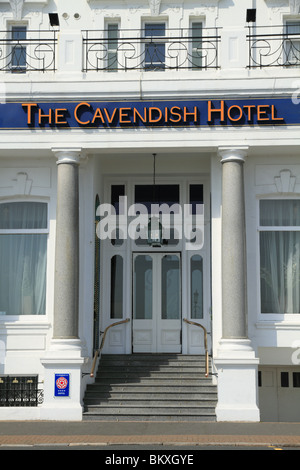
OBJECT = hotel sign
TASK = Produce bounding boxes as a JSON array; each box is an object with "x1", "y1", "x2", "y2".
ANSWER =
[{"x1": 0, "y1": 97, "x2": 299, "y2": 129}]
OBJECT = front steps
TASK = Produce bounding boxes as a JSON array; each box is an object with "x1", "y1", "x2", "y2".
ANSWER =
[{"x1": 83, "y1": 354, "x2": 217, "y2": 421}]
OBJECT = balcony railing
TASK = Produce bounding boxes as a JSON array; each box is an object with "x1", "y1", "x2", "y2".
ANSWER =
[
  {"x1": 247, "y1": 25, "x2": 300, "y2": 68},
  {"x1": 82, "y1": 27, "x2": 221, "y2": 72},
  {"x1": 0, "y1": 30, "x2": 57, "y2": 73}
]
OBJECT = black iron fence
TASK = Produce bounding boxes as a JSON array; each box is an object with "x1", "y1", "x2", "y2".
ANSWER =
[
  {"x1": 0, "y1": 25, "x2": 299, "y2": 73},
  {"x1": 0, "y1": 376, "x2": 44, "y2": 407},
  {"x1": 0, "y1": 30, "x2": 57, "y2": 73},
  {"x1": 82, "y1": 27, "x2": 221, "y2": 72},
  {"x1": 247, "y1": 24, "x2": 300, "y2": 68}
]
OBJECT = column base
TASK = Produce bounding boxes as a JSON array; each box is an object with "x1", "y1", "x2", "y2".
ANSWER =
[
  {"x1": 214, "y1": 339, "x2": 260, "y2": 422},
  {"x1": 40, "y1": 339, "x2": 86, "y2": 422}
]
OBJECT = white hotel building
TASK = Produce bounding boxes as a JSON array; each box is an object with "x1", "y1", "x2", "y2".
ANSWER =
[{"x1": 0, "y1": 0, "x2": 300, "y2": 422}]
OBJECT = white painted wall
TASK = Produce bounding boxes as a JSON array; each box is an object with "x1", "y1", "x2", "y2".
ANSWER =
[{"x1": 0, "y1": 0, "x2": 299, "y2": 420}]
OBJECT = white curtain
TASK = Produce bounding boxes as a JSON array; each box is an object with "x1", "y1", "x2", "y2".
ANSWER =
[
  {"x1": 260, "y1": 200, "x2": 300, "y2": 314},
  {"x1": 0, "y1": 202, "x2": 47, "y2": 315}
]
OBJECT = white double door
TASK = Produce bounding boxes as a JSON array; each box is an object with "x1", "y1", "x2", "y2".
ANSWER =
[{"x1": 132, "y1": 252, "x2": 181, "y2": 353}]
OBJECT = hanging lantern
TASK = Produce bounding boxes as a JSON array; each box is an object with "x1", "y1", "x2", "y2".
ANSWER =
[{"x1": 147, "y1": 215, "x2": 163, "y2": 247}]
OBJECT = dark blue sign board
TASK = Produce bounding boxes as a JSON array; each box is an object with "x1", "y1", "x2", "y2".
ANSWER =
[
  {"x1": 54, "y1": 373, "x2": 70, "y2": 397},
  {"x1": 0, "y1": 97, "x2": 299, "y2": 129}
]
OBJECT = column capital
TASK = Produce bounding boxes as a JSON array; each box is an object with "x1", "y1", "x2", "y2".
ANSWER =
[
  {"x1": 218, "y1": 146, "x2": 249, "y2": 163},
  {"x1": 52, "y1": 147, "x2": 82, "y2": 165}
]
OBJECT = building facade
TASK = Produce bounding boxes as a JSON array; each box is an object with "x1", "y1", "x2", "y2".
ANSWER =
[{"x1": 0, "y1": 0, "x2": 300, "y2": 422}]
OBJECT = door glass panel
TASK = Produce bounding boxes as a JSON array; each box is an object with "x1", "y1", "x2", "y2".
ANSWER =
[
  {"x1": 161, "y1": 255, "x2": 180, "y2": 319},
  {"x1": 134, "y1": 255, "x2": 153, "y2": 319},
  {"x1": 110, "y1": 255, "x2": 123, "y2": 318},
  {"x1": 191, "y1": 254, "x2": 203, "y2": 319}
]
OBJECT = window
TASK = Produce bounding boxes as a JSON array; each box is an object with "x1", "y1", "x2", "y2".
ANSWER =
[
  {"x1": 144, "y1": 23, "x2": 166, "y2": 71},
  {"x1": 134, "y1": 184, "x2": 180, "y2": 245},
  {"x1": 191, "y1": 255, "x2": 203, "y2": 319},
  {"x1": 0, "y1": 202, "x2": 48, "y2": 315},
  {"x1": 189, "y1": 184, "x2": 204, "y2": 215},
  {"x1": 106, "y1": 23, "x2": 119, "y2": 71},
  {"x1": 133, "y1": 255, "x2": 153, "y2": 320},
  {"x1": 293, "y1": 372, "x2": 300, "y2": 387},
  {"x1": 285, "y1": 21, "x2": 300, "y2": 66},
  {"x1": 281, "y1": 371, "x2": 289, "y2": 387},
  {"x1": 259, "y1": 200, "x2": 300, "y2": 314},
  {"x1": 111, "y1": 185, "x2": 125, "y2": 246},
  {"x1": 11, "y1": 26, "x2": 27, "y2": 73},
  {"x1": 110, "y1": 255, "x2": 123, "y2": 318},
  {"x1": 161, "y1": 255, "x2": 180, "y2": 319},
  {"x1": 190, "y1": 22, "x2": 203, "y2": 69}
]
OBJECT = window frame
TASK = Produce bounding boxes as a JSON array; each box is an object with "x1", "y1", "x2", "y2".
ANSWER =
[
  {"x1": 10, "y1": 24, "x2": 27, "y2": 74},
  {"x1": 0, "y1": 199, "x2": 49, "y2": 319},
  {"x1": 284, "y1": 19, "x2": 300, "y2": 67},
  {"x1": 257, "y1": 197, "x2": 300, "y2": 320},
  {"x1": 105, "y1": 21, "x2": 120, "y2": 71},
  {"x1": 143, "y1": 21, "x2": 167, "y2": 71},
  {"x1": 190, "y1": 20, "x2": 203, "y2": 70}
]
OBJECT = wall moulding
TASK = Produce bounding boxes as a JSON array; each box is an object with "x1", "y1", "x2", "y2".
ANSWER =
[
  {"x1": 0, "y1": 0, "x2": 49, "y2": 3},
  {"x1": 263, "y1": 0, "x2": 300, "y2": 14}
]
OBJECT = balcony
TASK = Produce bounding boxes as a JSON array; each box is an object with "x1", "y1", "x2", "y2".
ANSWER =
[
  {"x1": 0, "y1": 30, "x2": 57, "y2": 73},
  {"x1": 247, "y1": 24, "x2": 300, "y2": 68},
  {"x1": 82, "y1": 27, "x2": 221, "y2": 72},
  {"x1": 0, "y1": 25, "x2": 298, "y2": 76}
]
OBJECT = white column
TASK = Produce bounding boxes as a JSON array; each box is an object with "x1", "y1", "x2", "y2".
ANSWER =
[
  {"x1": 40, "y1": 148, "x2": 85, "y2": 422},
  {"x1": 214, "y1": 147, "x2": 260, "y2": 422},
  {"x1": 221, "y1": 147, "x2": 247, "y2": 340},
  {"x1": 53, "y1": 149, "x2": 81, "y2": 340}
]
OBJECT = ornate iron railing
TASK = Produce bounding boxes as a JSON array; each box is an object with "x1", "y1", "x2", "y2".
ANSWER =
[
  {"x1": 0, "y1": 30, "x2": 57, "y2": 73},
  {"x1": 0, "y1": 376, "x2": 44, "y2": 407},
  {"x1": 83, "y1": 28, "x2": 221, "y2": 72},
  {"x1": 247, "y1": 25, "x2": 300, "y2": 68}
]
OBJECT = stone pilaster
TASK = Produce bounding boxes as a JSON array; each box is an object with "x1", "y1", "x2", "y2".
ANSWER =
[
  {"x1": 40, "y1": 148, "x2": 85, "y2": 422},
  {"x1": 220, "y1": 147, "x2": 248, "y2": 340},
  {"x1": 53, "y1": 149, "x2": 81, "y2": 340},
  {"x1": 214, "y1": 147, "x2": 260, "y2": 422}
]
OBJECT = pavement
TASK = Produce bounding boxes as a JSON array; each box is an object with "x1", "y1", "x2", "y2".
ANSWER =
[{"x1": 0, "y1": 420, "x2": 300, "y2": 448}]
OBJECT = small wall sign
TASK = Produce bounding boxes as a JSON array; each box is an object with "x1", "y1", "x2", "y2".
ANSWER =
[{"x1": 54, "y1": 373, "x2": 70, "y2": 397}]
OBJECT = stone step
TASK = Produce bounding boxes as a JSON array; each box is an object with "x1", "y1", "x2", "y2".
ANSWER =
[
  {"x1": 85, "y1": 389, "x2": 217, "y2": 397},
  {"x1": 96, "y1": 372, "x2": 209, "y2": 384},
  {"x1": 99, "y1": 362, "x2": 208, "y2": 370},
  {"x1": 101, "y1": 354, "x2": 205, "y2": 361},
  {"x1": 85, "y1": 384, "x2": 216, "y2": 393},
  {"x1": 84, "y1": 398, "x2": 217, "y2": 406},
  {"x1": 83, "y1": 413, "x2": 215, "y2": 422},
  {"x1": 83, "y1": 354, "x2": 217, "y2": 422},
  {"x1": 84, "y1": 405, "x2": 216, "y2": 415},
  {"x1": 93, "y1": 378, "x2": 212, "y2": 386}
]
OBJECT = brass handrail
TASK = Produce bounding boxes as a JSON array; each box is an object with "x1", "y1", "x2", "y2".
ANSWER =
[
  {"x1": 183, "y1": 318, "x2": 209, "y2": 377},
  {"x1": 90, "y1": 318, "x2": 130, "y2": 378}
]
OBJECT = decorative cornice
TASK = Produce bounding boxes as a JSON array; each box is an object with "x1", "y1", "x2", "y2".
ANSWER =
[
  {"x1": 148, "y1": 0, "x2": 161, "y2": 16},
  {"x1": 9, "y1": 0, "x2": 25, "y2": 20},
  {"x1": 289, "y1": 0, "x2": 300, "y2": 13},
  {"x1": 263, "y1": 0, "x2": 300, "y2": 13}
]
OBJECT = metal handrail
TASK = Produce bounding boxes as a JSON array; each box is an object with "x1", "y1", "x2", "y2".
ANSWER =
[
  {"x1": 183, "y1": 318, "x2": 209, "y2": 377},
  {"x1": 90, "y1": 318, "x2": 130, "y2": 377}
]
